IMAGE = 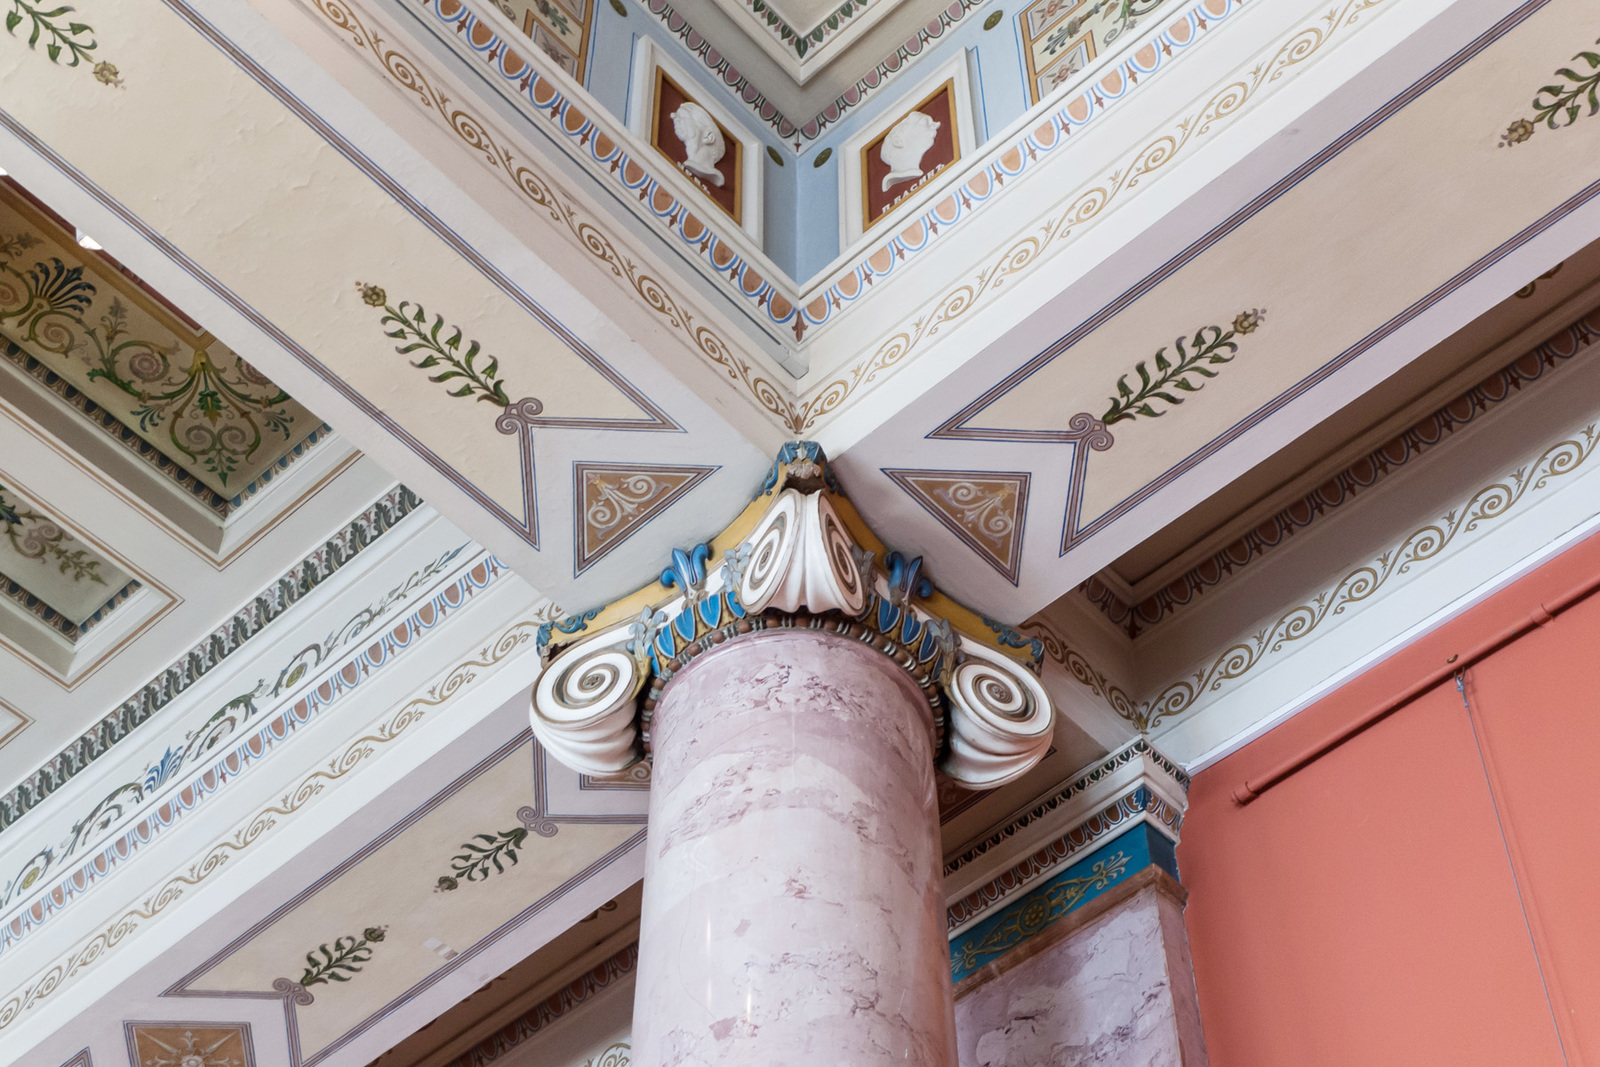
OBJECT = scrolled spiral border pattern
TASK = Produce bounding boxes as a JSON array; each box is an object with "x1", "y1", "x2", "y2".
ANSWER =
[
  {"x1": 1026, "y1": 428, "x2": 1600, "y2": 732},
  {"x1": 0, "y1": 620, "x2": 542, "y2": 1033}
]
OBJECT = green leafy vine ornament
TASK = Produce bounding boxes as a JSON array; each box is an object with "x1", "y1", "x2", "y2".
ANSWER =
[
  {"x1": 0, "y1": 482, "x2": 106, "y2": 584},
  {"x1": 361, "y1": 284, "x2": 514, "y2": 408},
  {"x1": 1101, "y1": 309, "x2": 1264, "y2": 426},
  {"x1": 432, "y1": 826, "x2": 529, "y2": 892},
  {"x1": 299, "y1": 926, "x2": 388, "y2": 988},
  {"x1": 1501, "y1": 37, "x2": 1600, "y2": 146},
  {"x1": 3, "y1": 0, "x2": 120, "y2": 83}
]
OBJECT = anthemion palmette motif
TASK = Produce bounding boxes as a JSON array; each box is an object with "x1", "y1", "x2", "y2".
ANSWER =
[{"x1": 531, "y1": 442, "x2": 1055, "y2": 1066}]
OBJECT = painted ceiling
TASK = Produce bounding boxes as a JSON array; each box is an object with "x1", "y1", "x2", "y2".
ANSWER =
[
  {"x1": 0, "y1": 181, "x2": 321, "y2": 501},
  {"x1": 1, "y1": 0, "x2": 1598, "y2": 1063}
]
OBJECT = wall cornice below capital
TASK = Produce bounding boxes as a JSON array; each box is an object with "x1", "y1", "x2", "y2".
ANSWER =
[{"x1": 943, "y1": 737, "x2": 1190, "y2": 935}]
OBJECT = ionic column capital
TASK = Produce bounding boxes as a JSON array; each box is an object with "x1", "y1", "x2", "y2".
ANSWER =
[{"x1": 530, "y1": 442, "x2": 1054, "y2": 789}]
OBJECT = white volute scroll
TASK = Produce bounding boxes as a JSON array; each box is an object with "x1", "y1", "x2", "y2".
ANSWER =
[
  {"x1": 942, "y1": 641, "x2": 1054, "y2": 789},
  {"x1": 737, "y1": 489, "x2": 867, "y2": 617},
  {"x1": 530, "y1": 626, "x2": 646, "y2": 774}
]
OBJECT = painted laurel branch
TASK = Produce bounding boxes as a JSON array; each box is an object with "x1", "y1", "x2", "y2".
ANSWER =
[
  {"x1": 432, "y1": 826, "x2": 529, "y2": 893},
  {"x1": 299, "y1": 926, "x2": 387, "y2": 988},
  {"x1": 4, "y1": 0, "x2": 120, "y2": 83},
  {"x1": 1501, "y1": 37, "x2": 1600, "y2": 147},
  {"x1": 1138, "y1": 429, "x2": 1597, "y2": 729},
  {"x1": 1102, "y1": 310, "x2": 1265, "y2": 426}
]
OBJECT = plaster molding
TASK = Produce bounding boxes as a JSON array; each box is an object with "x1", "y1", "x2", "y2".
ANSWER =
[
  {"x1": 0, "y1": 553, "x2": 517, "y2": 965},
  {"x1": 0, "y1": 485, "x2": 423, "y2": 833},
  {"x1": 0, "y1": 610, "x2": 550, "y2": 1037},
  {"x1": 1084, "y1": 306, "x2": 1600, "y2": 637},
  {"x1": 943, "y1": 737, "x2": 1188, "y2": 933}
]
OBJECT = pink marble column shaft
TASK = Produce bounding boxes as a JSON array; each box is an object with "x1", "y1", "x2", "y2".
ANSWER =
[{"x1": 632, "y1": 629, "x2": 957, "y2": 1066}]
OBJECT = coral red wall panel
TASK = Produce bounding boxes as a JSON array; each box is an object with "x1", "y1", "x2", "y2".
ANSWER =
[
  {"x1": 1467, "y1": 593, "x2": 1600, "y2": 1062},
  {"x1": 1179, "y1": 531, "x2": 1600, "y2": 1066}
]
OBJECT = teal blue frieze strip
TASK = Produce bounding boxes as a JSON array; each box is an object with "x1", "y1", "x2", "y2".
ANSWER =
[{"x1": 949, "y1": 823, "x2": 1177, "y2": 984}]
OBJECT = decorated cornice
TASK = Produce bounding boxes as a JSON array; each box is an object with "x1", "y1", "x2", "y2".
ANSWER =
[
  {"x1": 531, "y1": 442, "x2": 1053, "y2": 790},
  {"x1": 0, "y1": 485, "x2": 423, "y2": 833},
  {"x1": 0, "y1": 552, "x2": 512, "y2": 962},
  {"x1": 1083, "y1": 307, "x2": 1600, "y2": 637}
]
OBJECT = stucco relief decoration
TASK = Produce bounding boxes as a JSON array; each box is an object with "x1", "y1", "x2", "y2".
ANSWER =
[
  {"x1": 879, "y1": 112, "x2": 940, "y2": 191},
  {"x1": 861, "y1": 82, "x2": 959, "y2": 228},
  {"x1": 650, "y1": 71, "x2": 742, "y2": 222},
  {"x1": 1500, "y1": 37, "x2": 1600, "y2": 147},
  {"x1": 3, "y1": 0, "x2": 119, "y2": 83},
  {"x1": 531, "y1": 443, "x2": 1054, "y2": 791},
  {"x1": 125, "y1": 1025, "x2": 255, "y2": 1067},
  {"x1": 672, "y1": 103, "x2": 726, "y2": 186}
]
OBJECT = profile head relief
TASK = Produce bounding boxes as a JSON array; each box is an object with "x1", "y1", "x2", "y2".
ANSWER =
[
  {"x1": 880, "y1": 111, "x2": 941, "y2": 192},
  {"x1": 671, "y1": 102, "x2": 726, "y2": 187}
]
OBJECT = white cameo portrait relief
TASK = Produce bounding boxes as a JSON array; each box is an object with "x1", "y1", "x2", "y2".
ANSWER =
[
  {"x1": 670, "y1": 101, "x2": 726, "y2": 186},
  {"x1": 879, "y1": 110, "x2": 941, "y2": 192}
]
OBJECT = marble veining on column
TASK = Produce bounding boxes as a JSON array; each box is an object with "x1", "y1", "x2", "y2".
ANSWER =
[
  {"x1": 954, "y1": 885, "x2": 1209, "y2": 1066},
  {"x1": 633, "y1": 629, "x2": 957, "y2": 1066}
]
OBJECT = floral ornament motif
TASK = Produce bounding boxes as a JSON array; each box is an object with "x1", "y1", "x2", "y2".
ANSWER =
[
  {"x1": 0, "y1": 251, "x2": 298, "y2": 485},
  {"x1": 91, "y1": 58, "x2": 119, "y2": 85},
  {"x1": 1501, "y1": 38, "x2": 1600, "y2": 147},
  {"x1": 299, "y1": 925, "x2": 388, "y2": 987},
  {"x1": 1101, "y1": 310, "x2": 1265, "y2": 426},
  {"x1": 365, "y1": 287, "x2": 513, "y2": 407},
  {"x1": 4, "y1": 0, "x2": 99, "y2": 68},
  {"x1": 438, "y1": 826, "x2": 529, "y2": 886},
  {"x1": 0, "y1": 482, "x2": 106, "y2": 584}
]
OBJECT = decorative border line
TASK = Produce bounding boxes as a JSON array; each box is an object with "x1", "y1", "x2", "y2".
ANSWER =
[
  {"x1": 2, "y1": 0, "x2": 683, "y2": 559},
  {"x1": 441, "y1": 942, "x2": 638, "y2": 1067},
  {"x1": 0, "y1": 486, "x2": 422, "y2": 833},
  {"x1": 1083, "y1": 307, "x2": 1600, "y2": 635},
  {"x1": 420, "y1": 0, "x2": 1242, "y2": 342},
  {"x1": 948, "y1": 822, "x2": 1176, "y2": 982},
  {"x1": 0, "y1": 557, "x2": 507, "y2": 960},
  {"x1": 162, "y1": 731, "x2": 644, "y2": 1067},
  {"x1": 945, "y1": 785, "x2": 1181, "y2": 932},
  {"x1": 1026, "y1": 417, "x2": 1600, "y2": 733},
  {"x1": 931, "y1": 1, "x2": 1598, "y2": 560},
  {"x1": 1137, "y1": 425, "x2": 1600, "y2": 730},
  {"x1": 942, "y1": 737, "x2": 1187, "y2": 878},
  {"x1": 1, "y1": 339, "x2": 334, "y2": 518},
  {"x1": 0, "y1": 615, "x2": 546, "y2": 1033}
]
